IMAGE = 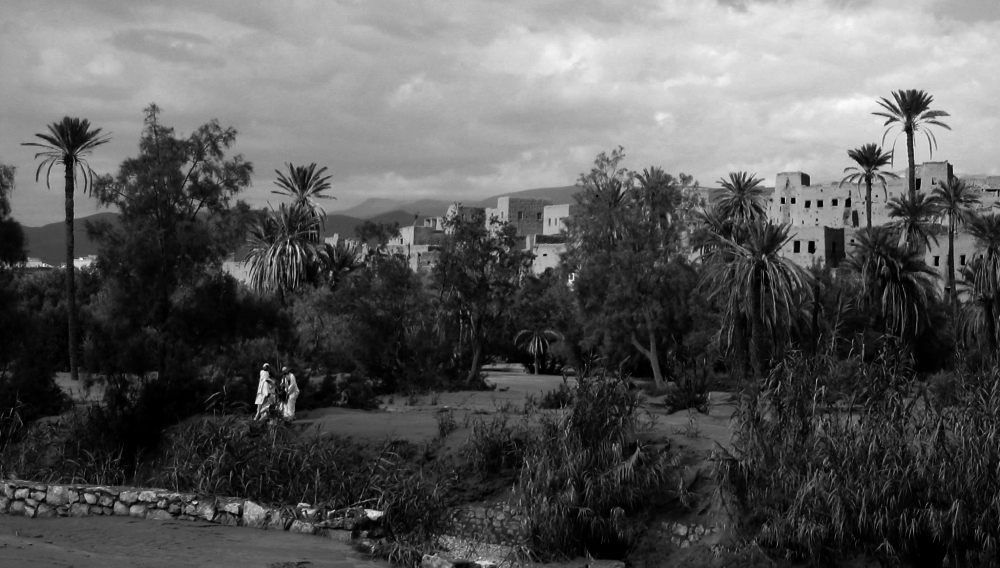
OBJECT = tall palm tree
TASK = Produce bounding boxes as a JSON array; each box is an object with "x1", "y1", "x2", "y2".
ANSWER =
[
  {"x1": 716, "y1": 171, "x2": 766, "y2": 224},
  {"x1": 702, "y1": 221, "x2": 812, "y2": 379},
  {"x1": 965, "y1": 212, "x2": 1000, "y2": 352},
  {"x1": 22, "y1": 117, "x2": 110, "y2": 382},
  {"x1": 244, "y1": 203, "x2": 321, "y2": 301},
  {"x1": 930, "y1": 176, "x2": 981, "y2": 302},
  {"x1": 839, "y1": 143, "x2": 899, "y2": 228},
  {"x1": 873, "y1": 89, "x2": 951, "y2": 199},
  {"x1": 886, "y1": 191, "x2": 938, "y2": 252},
  {"x1": 272, "y1": 162, "x2": 335, "y2": 237},
  {"x1": 845, "y1": 226, "x2": 938, "y2": 341}
]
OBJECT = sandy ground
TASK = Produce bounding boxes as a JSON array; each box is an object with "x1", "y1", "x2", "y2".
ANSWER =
[{"x1": 0, "y1": 514, "x2": 387, "y2": 568}]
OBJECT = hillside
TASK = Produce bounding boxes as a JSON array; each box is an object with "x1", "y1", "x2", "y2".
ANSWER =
[{"x1": 21, "y1": 213, "x2": 119, "y2": 267}]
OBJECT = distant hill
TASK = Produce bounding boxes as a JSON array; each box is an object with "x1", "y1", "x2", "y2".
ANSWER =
[
  {"x1": 21, "y1": 212, "x2": 119, "y2": 266},
  {"x1": 330, "y1": 185, "x2": 582, "y2": 220}
]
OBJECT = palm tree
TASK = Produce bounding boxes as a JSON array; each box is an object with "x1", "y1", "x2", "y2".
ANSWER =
[
  {"x1": 964, "y1": 212, "x2": 1000, "y2": 352},
  {"x1": 272, "y1": 162, "x2": 335, "y2": 238},
  {"x1": 314, "y1": 240, "x2": 364, "y2": 288},
  {"x1": 845, "y1": 226, "x2": 938, "y2": 341},
  {"x1": 716, "y1": 171, "x2": 766, "y2": 224},
  {"x1": 956, "y1": 259, "x2": 999, "y2": 352},
  {"x1": 930, "y1": 176, "x2": 981, "y2": 302},
  {"x1": 22, "y1": 117, "x2": 111, "y2": 382},
  {"x1": 873, "y1": 89, "x2": 951, "y2": 199},
  {"x1": 702, "y1": 221, "x2": 812, "y2": 379},
  {"x1": 515, "y1": 328, "x2": 564, "y2": 374},
  {"x1": 886, "y1": 191, "x2": 938, "y2": 252},
  {"x1": 244, "y1": 203, "x2": 322, "y2": 301},
  {"x1": 839, "y1": 143, "x2": 899, "y2": 228}
]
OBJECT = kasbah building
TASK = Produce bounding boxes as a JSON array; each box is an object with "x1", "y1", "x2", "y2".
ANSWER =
[{"x1": 387, "y1": 159, "x2": 1000, "y2": 288}]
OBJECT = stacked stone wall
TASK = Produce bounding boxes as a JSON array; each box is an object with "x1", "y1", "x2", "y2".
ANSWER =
[{"x1": 445, "y1": 502, "x2": 527, "y2": 545}]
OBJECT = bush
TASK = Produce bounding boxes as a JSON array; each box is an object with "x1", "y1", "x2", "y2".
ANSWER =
[
  {"x1": 518, "y1": 371, "x2": 671, "y2": 559},
  {"x1": 538, "y1": 376, "x2": 574, "y2": 409},
  {"x1": 463, "y1": 412, "x2": 527, "y2": 474},
  {"x1": 717, "y1": 350, "x2": 1000, "y2": 566},
  {"x1": 664, "y1": 361, "x2": 711, "y2": 413}
]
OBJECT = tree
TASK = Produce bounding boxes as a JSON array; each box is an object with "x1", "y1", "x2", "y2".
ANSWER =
[
  {"x1": 873, "y1": 90, "x2": 951, "y2": 200},
  {"x1": 23, "y1": 117, "x2": 111, "y2": 381},
  {"x1": 930, "y1": 176, "x2": 981, "y2": 303},
  {"x1": 0, "y1": 161, "x2": 26, "y2": 269},
  {"x1": 956, "y1": 259, "x2": 999, "y2": 353},
  {"x1": 515, "y1": 328, "x2": 563, "y2": 375},
  {"x1": 433, "y1": 214, "x2": 532, "y2": 385},
  {"x1": 963, "y1": 212, "x2": 1000, "y2": 352},
  {"x1": 702, "y1": 221, "x2": 812, "y2": 379},
  {"x1": 272, "y1": 162, "x2": 334, "y2": 237},
  {"x1": 845, "y1": 226, "x2": 938, "y2": 342},
  {"x1": 716, "y1": 171, "x2": 766, "y2": 224},
  {"x1": 839, "y1": 143, "x2": 899, "y2": 228},
  {"x1": 89, "y1": 105, "x2": 252, "y2": 378},
  {"x1": 567, "y1": 156, "x2": 700, "y2": 389},
  {"x1": 245, "y1": 203, "x2": 321, "y2": 300},
  {"x1": 886, "y1": 191, "x2": 938, "y2": 252}
]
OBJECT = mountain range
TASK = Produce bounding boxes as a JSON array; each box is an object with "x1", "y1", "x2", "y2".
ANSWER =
[{"x1": 20, "y1": 185, "x2": 580, "y2": 266}]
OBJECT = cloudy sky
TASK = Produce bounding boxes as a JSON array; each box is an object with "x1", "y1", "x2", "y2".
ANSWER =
[{"x1": 2, "y1": 0, "x2": 999, "y2": 226}]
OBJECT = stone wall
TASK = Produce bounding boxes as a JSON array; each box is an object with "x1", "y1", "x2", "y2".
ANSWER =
[
  {"x1": 446, "y1": 502, "x2": 528, "y2": 546},
  {"x1": 0, "y1": 479, "x2": 384, "y2": 543}
]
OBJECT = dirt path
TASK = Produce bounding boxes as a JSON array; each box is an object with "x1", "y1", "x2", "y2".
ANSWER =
[{"x1": 0, "y1": 514, "x2": 388, "y2": 568}]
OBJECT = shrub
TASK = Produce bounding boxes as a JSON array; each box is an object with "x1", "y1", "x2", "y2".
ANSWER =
[
  {"x1": 518, "y1": 371, "x2": 671, "y2": 559},
  {"x1": 664, "y1": 361, "x2": 711, "y2": 413},
  {"x1": 538, "y1": 377, "x2": 574, "y2": 409},
  {"x1": 717, "y1": 350, "x2": 1000, "y2": 566},
  {"x1": 463, "y1": 412, "x2": 528, "y2": 474}
]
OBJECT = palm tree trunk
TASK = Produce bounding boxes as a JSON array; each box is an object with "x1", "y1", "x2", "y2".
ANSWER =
[
  {"x1": 947, "y1": 217, "x2": 956, "y2": 304},
  {"x1": 906, "y1": 128, "x2": 916, "y2": 200},
  {"x1": 533, "y1": 350, "x2": 541, "y2": 375},
  {"x1": 865, "y1": 179, "x2": 873, "y2": 228},
  {"x1": 65, "y1": 160, "x2": 79, "y2": 382}
]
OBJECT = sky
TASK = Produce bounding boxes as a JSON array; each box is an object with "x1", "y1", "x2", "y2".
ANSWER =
[{"x1": 3, "y1": 0, "x2": 1000, "y2": 226}]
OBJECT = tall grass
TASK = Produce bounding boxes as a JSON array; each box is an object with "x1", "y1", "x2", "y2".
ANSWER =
[{"x1": 718, "y1": 350, "x2": 1000, "y2": 566}]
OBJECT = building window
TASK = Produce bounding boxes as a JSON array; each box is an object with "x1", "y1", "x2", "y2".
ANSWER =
[
  {"x1": 536, "y1": 212, "x2": 542, "y2": 221},
  {"x1": 846, "y1": 197, "x2": 852, "y2": 207},
  {"x1": 961, "y1": 254, "x2": 967, "y2": 266},
  {"x1": 791, "y1": 197, "x2": 796, "y2": 204},
  {"x1": 931, "y1": 177, "x2": 937, "y2": 186},
  {"x1": 817, "y1": 200, "x2": 823, "y2": 208},
  {"x1": 793, "y1": 240, "x2": 801, "y2": 253},
  {"x1": 832, "y1": 198, "x2": 838, "y2": 207},
  {"x1": 933, "y1": 256, "x2": 940, "y2": 267},
  {"x1": 517, "y1": 212, "x2": 524, "y2": 221},
  {"x1": 916, "y1": 179, "x2": 922, "y2": 191},
  {"x1": 780, "y1": 197, "x2": 786, "y2": 204},
  {"x1": 808, "y1": 241, "x2": 816, "y2": 254},
  {"x1": 547, "y1": 218, "x2": 551, "y2": 226},
  {"x1": 805, "y1": 200, "x2": 811, "y2": 208}
]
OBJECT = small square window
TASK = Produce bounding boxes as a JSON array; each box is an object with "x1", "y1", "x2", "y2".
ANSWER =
[
  {"x1": 517, "y1": 211, "x2": 524, "y2": 221},
  {"x1": 846, "y1": 197, "x2": 852, "y2": 207},
  {"x1": 791, "y1": 197, "x2": 797, "y2": 204},
  {"x1": 536, "y1": 212, "x2": 542, "y2": 221},
  {"x1": 808, "y1": 241, "x2": 816, "y2": 254},
  {"x1": 817, "y1": 200, "x2": 824, "y2": 208},
  {"x1": 793, "y1": 240, "x2": 801, "y2": 253},
  {"x1": 780, "y1": 197, "x2": 786, "y2": 204},
  {"x1": 805, "y1": 200, "x2": 811, "y2": 208},
  {"x1": 832, "y1": 198, "x2": 838, "y2": 207}
]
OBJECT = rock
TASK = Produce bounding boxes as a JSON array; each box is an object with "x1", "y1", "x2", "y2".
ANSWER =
[
  {"x1": 474, "y1": 508, "x2": 486, "y2": 519},
  {"x1": 195, "y1": 501, "x2": 216, "y2": 522},
  {"x1": 289, "y1": 520, "x2": 316, "y2": 535},
  {"x1": 221, "y1": 501, "x2": 241, "y2": 515},
  {"x1": 9, "y1": 501, "x2": 25, "y2": 516},
  {"x1": 673, "y1": 523, "x2": 688, "y2": 537},
  {"x1": 268, "y1": 514, "x2": 291, "y2": 531},
  {"x1": 1, "y1": 483, "x2": 12, "y2": 499},
  {"x1": 113, "y1": 501, "x2": 129, "y2": 516},
  {"x1": 13, "y1": 488, "x2": 29, "y2": 500},
  {"x1": 35, "y1": 503, "x2": 56, "y2": 518},
  {"x1": 364, "y1": 509, "x2": 384, "y2": 521},
  {"x1": 30, "y1": 490, "x2": 45, "y2": 501},
  {"x1": 318, "y1": 528, "x2": 352, "y2": 542},
  {"x1": 68, "y1": 490, "x2": 80, "y2": 504},
  {"x1": 0, "y1": 496, "x2": 7, "y2": 513},
  {"x1": 587, "y1": 561, "x2": 625, "y2": 568},
  {"x1": 216, "y1": 512, "x2": 239, "y2": 526},
  {"x1": 156, "y1": 499, "x2": 168, "y2": 509},
  {"x1": 45, "y1": 485, "x2": 70, "y2": 506},
  {"x1": 120, "y1": 491, "x2": 139, "y2": 505},
  {"x1": 98, "y1": 494, "x2": 114, "y2": 507},
  {"x1": 91, "y1": 506, "x2": 106, "y2": 515},
  {"x1": 183, "y1": 504, "x2": 197, "y2": 516},
  {"x1": 25, "y1": 498, "x2": 38, "y2": 507},
  {"x1": 422, "y1": 554, "x2": 454, "y2": 568},
  {"x1": 129, "y1": 504, "x2": 147, "y2": 518},
  {"x1": 243, "y1": 501, "x2": 270, "y2": 529},
  {"x1": 69, "y1": 503, "x2": 90, "y2": 517},
  {"x1": 101, "y1": 506, "x2": 113, "y2": 516},
  {"x1": 168, "y1": 503, "x2": 181, "y2": 515},
  {"x1": 147, "y1": 509, "x2": 173, "y2": 521},
  {"x1": 138, "y1": 490, "x2": 158, "y2": 503}
]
